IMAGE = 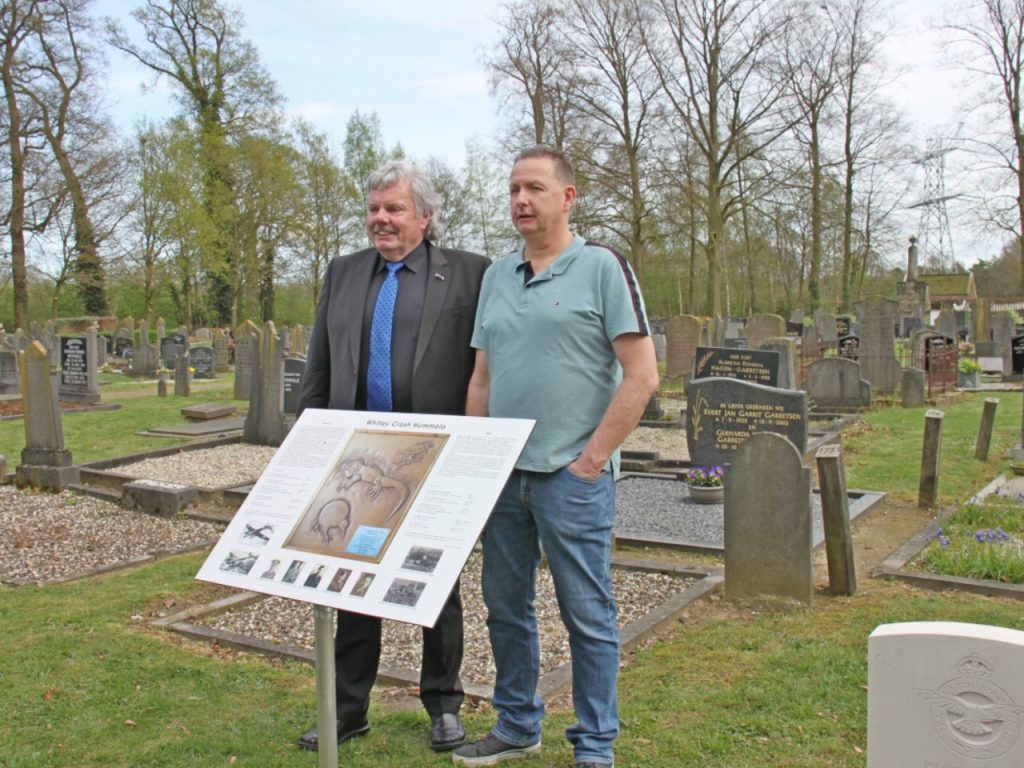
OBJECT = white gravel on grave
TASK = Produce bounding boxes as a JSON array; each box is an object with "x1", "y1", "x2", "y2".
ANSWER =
[
  {"x1": 111, "y1": 443, "x2": 278, "y2": 488},
  {"x1": 0, "y1": 486, "x2": 222, "y2": 584},
  {"x1": 204, "y1": 552, "x2": 697, "y2": 688}
]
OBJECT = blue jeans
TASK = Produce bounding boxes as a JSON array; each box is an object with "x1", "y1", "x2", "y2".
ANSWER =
[{"x1": 482, "y1": 466, "x2": 619, "y2": 764}]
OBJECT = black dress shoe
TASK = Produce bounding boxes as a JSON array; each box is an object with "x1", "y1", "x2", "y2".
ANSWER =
[
  {"x1": 296, "y1": 718, "x2": 370, "y2": 751},
  {"x1": 429, "y1": 712, "x2": 466, "y2": 751}
]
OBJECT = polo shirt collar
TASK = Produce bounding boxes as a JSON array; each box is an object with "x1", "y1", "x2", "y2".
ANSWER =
[{"x1": 513, "y1": 235, "x2": 585, "y2": 280}]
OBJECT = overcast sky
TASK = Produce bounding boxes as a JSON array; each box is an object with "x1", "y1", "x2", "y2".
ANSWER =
[{"x1": 92, "y1": 0, "x2": 999, "y2": 264}]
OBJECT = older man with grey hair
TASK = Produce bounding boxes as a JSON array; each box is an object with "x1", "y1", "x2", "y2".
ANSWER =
[{"x1": 297, "y1": 158, "x2": 490, "y2": 754}]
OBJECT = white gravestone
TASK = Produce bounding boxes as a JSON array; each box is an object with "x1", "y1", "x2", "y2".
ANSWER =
[{"x1": 868, "y1": 621, "x2": 1024, "y2": 767}]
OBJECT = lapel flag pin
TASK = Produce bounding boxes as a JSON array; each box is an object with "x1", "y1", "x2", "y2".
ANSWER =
[{"x1": 434, "y1": 273, "x2": 445, "y2": 281}]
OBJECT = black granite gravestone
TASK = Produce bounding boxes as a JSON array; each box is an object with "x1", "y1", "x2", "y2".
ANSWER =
[
  {"x1": 694, "y1": 346, "x2": 780, "y2": 387},
  {"x1": 686, "y1": 377, "x2": 808, "y2": 467}
]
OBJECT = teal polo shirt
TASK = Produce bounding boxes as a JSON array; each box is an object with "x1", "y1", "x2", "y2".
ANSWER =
[{"x1": 471, "y1": 235, "x2": 650, "y2": 475}]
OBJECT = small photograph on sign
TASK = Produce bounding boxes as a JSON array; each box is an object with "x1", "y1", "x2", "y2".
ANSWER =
[
  {"x1": 351, "y1": 572, "x2": 375, "y2": 597},
  {"x1": 284, "y1": 430, "x2": 447, "y2": 563},
  {"x1": 282, "y1": 559, "x2": 306, "y2": 584},
  {"x1": 402, "y1": 546, "x2": 443, "y2": 574},
  {"x1": 326, "y1": 568, "x2": 352, "y2": 593},
  {"x1": 303, "y1": 564, "x2": 326, "y2": 588},
  {"x1": 384, "y1": 578, "x2": 427, "y2": 608},
  {"x1": 260, "y1": 559, "x2": 282, "y2": 580},
  {"x1": 242, "y1": 522, "x2": 274, "y2": 546},
  {"x1": 219, "y1": 551, "x2": 258, "y2": 575}
]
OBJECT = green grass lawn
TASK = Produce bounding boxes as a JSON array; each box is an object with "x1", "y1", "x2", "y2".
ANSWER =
[
  {"x1": 1, "y1": 386, "x2": 1023, "y2": 766},
  {"x1": 0, "y1": 375, "x2": 245, "y2": 464}
]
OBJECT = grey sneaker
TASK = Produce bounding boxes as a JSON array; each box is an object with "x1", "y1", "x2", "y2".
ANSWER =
[{"x1": 452, "y1": 732, "x2": 541, "y2": 765}]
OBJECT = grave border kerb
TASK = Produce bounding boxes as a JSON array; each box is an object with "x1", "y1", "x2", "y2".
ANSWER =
[
  {"x1": 154, "y1": 557, "x2": 723, "y2": 704},
  {"x1": 875, "y1": 473, "x2": 1024, "y2": 601}
]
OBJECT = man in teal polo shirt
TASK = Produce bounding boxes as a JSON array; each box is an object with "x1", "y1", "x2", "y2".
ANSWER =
[{"x1": 454, "y1": 146, "x2": 659, "y2": 768}]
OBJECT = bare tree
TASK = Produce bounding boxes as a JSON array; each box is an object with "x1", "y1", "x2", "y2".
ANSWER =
[
  {"x1": 643, "y1": 0, "x2": 794, "y2": 317},
  {"x1": 939, "y1": 0, "x2": 1024, "y2": 286},
  {"x1": 564, "y1": 0, "x2": 660, "y2": 281},
  {"x1": 780, "y1": 1, "x2": 842, "y2": 310},
  {"x1": 484, "y1": 0, "x2": 578, "y2": 147}
]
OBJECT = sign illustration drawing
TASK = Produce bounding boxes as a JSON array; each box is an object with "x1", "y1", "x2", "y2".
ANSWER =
[{"x1": 284, "y1": 430, "x2": 446, "y2": 563}]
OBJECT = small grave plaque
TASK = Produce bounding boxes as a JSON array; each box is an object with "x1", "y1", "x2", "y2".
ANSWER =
[
  {"x1": 283, "y1": 356, "x2": 306, "y2": 415},
  {"x1": 835, "y1": 315, "x2": 852, "y2": 337},
  {"x1": 60, "y1": 336, "x2": 88, "y2": 387},
  {"x1": 693, "y1": 346, "x2": 779, "y2": 386},
  {"x1": 723, "y1": 337, "x2": 747, "y2": 349},
  {"x1": 190, "y1": 345, "x2": 215, "y2": 379},
  {"x1": 686, "y1": 377, "x2": 807, "y2": 467},
  {"x1": 1013, "y1": 334, "x2": 1024, "y2": 375},
  {"x1": 838, "y1": 334, "x2": 860, "y2": 360}
]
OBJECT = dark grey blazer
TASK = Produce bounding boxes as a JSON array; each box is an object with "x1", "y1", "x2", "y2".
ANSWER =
[{"x1": 298, "y1": 241, "x2": 489, "y2": 416}]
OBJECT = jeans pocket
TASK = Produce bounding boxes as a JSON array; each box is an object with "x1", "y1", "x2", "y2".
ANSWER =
[{"x1": 565, "y1": 464, "x2": 605, "y2": 484}]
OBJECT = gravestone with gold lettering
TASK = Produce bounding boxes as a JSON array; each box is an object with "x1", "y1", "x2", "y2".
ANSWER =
[
  {"x1": 686, "y1": 376, "x2": 807, "y2": 467},
  {"x1": 693, "y1": 346, "x2": 779, "y2": 386}
]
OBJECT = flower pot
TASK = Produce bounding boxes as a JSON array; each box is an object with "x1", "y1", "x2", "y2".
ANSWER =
[
  {"x1": 687, "y1": 484, "x2": 724, "y2": 504},
  {"x1": 958, "y1": 371, "x2": 979, "y2": 389}
]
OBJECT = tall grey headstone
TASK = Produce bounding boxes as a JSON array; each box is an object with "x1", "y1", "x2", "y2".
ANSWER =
[
  {"x1": 133, "y1": 342, "x2": 159, "y2": 378},
  {"x1": 212, "y1": 328, "x2": 231, "y2": 372},
  {"x1": 936, "y1": 309, "x2": 959, "y2": 342},
  {"x1": 855, "y1": 295, "x2": 902, "y2": 393},
  {"x1": 724, "y1": 432, "x2": 813, "y2": 604},
  {"x1": 992, "y1": 311, "x2": 1015, "y2": 376},
  {"x1": 666, "y1": 315, "x2": 703, "y2": 382},
  {"x1": 757, "y1": 337, "x2": 797, "y2": 390},
  {"x1": 243, "y1": 321, "x2": 286, "y2": 446},
  {"x1": 806, "y1": 358, "x2": 871, "y2": 410},
  {"x1": 0, "y1": 340, "x2": 20, "y2": 395},
  {"x1": 174, "y1": 353, "x2": 191, "y2": 397},
  {"x1": 15, "y1": 341, "x2": 80, "y2": 490},
  {"x1": 868, "y1": 622, "x2": 1024, "y2": 767},
  {"x1": 812, "y1": 309, "x2": 838, "y2": 345},
  {"x1": 745, "y1": 313, "x2": 786, "y2": 350},
  {"x1": 233, "y1": 320, "x2": 260, "y2": 400}
]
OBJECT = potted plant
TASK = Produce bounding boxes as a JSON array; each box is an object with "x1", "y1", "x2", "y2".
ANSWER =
[
  {"x1": 957, "y1": 356, "x2": 982, "y2": 389},
  {"x1": 686, "y1": 465, "x2": 724, "y2": 504}
]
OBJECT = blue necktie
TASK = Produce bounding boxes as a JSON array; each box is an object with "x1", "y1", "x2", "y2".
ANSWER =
[{"x1": 367, "y1": 262, "x2": 403, "y2": 411}]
